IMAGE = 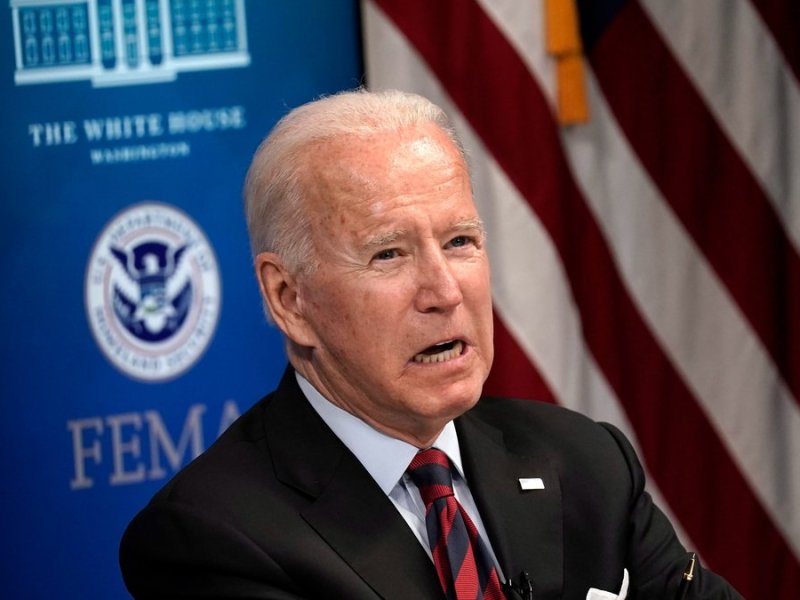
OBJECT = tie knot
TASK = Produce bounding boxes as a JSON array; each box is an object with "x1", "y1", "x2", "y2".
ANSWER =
[{"x1": 407, "y1": 448, "x2": 455, "y2": 507}]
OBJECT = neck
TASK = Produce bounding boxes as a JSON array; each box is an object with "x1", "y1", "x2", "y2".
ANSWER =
[{"x1": 289, "y1": 356, "x2": 447, "y2": 449}]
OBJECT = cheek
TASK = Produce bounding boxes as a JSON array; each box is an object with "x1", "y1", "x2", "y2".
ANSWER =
[
  {"x1": 304, "y1": 272, "x2": 416, "y2": 342},
  {"x1": 302, "y1": 284, "x2": 350, "y2": 336},
  {"x1": 350, "y1": 290, "x2": 399, "y2": 336},
  {"x1": 307, "y1": 285, "x2": 380, "y2": 344},
  {"x1": 462, "y1": 262, "x2": 492, "y2": 304}
]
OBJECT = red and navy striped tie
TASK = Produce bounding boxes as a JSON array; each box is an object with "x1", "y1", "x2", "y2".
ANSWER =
[{"x1": 407, "y1": 448, "x2": 505, "y2": 600}]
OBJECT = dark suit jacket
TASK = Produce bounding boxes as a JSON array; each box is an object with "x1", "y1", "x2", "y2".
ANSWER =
[{"x1": 120, "y1": 368, "x2": 742, "y2": 599}]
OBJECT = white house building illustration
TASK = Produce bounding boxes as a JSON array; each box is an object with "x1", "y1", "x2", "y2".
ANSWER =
[{"x1": 11, "y1": 0, "x2": 249, "y2": 87}]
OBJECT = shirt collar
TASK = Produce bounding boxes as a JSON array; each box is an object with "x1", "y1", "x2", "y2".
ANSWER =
[{"x1": 296, "y1": 372, "x2": 465, "y2": 493}]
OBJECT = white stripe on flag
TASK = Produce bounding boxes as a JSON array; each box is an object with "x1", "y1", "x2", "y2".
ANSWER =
[
  {"x1": 567, "y1": 71, "x2": 800, "y2": 561},
  {"x1": 640, "y1": 0, "x2": 800, "y2": 252}
]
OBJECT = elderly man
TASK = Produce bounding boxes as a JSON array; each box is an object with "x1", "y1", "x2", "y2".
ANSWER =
[{"x1": 120, "y1": 90, "x2": 741, "y2": 599}]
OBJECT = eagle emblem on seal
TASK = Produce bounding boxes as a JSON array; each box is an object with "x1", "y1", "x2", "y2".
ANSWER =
[{"x1": 109, "y1": 241, "x2": 193, "y2": 342}]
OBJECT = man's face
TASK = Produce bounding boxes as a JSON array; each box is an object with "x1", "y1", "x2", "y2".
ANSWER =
[{"x1": 289, "y1": 123, "x2": 494, "y2": 446}]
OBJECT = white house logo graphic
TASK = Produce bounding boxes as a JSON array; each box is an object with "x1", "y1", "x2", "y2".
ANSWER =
[{"x1": 10, "y1": 0, "x2": 249, "y2": 87}]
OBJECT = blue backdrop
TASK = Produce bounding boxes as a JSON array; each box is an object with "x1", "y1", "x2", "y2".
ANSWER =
[{"x1": 0, "y1": 1, "x2": 362, "y2": 597}]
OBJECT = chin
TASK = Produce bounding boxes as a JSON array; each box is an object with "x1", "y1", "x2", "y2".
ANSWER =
[{"x1": 435, "y1": 382, "x2": 483, "y2": 416}]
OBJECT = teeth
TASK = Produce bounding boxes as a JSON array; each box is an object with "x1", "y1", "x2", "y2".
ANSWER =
[{"x1": 413, "y1": 340, "x2": 464, "y2": 364}]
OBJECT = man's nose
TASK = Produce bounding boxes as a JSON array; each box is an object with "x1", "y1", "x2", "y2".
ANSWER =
[{"x1": 414, "y1": 250, "x2": 464, "y2": 313}]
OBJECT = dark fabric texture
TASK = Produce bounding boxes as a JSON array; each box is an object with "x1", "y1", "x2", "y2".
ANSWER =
[{"x1": 119, "y1": 367, "x2": 743, "y2": 599}]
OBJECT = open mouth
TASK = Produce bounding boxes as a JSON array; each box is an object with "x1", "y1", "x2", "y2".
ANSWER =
[{"x1": 412, "y1": 340, "x2": 465, "y2": 364}]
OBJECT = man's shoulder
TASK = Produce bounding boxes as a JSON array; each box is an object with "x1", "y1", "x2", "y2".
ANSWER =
[
  {"x1": 146, "y1": 369, "x2": 335, "y2": 514},
  {"x1": 471, "y1": 395, "x2": 603, "y2": 433},
  {"x1": 466, "y1": 396, "x2": 626, "y2": 460},
  {"x1": 149, "y1": 391, "x2": 277, "y2": 505}
]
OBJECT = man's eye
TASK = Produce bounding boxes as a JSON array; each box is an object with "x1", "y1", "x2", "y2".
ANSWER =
[
  {"x1": 373, "y1": 248, "x2": 399, "y2": 261},
  {"x1": 448, "y1": 235, "x2": 473, "y2": 249}
]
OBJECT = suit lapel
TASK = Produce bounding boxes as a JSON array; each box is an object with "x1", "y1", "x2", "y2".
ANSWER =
[
  {"x1": 265, "y1": 369, "x2": 443, "y2": 600},
  {"x1": 456, "y1": 410, "x2": 564, "y2": 599},
  {"x1": 302, "y1": 455, "x2": 444, "y2": 599}
]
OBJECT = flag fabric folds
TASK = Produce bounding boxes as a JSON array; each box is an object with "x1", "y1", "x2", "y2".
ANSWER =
[{"x1": 361, "y1": 1, "x2": 800, "y2": 598}]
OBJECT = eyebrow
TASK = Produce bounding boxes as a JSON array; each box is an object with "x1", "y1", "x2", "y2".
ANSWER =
[
  {"x1": 453, "y1": 217, "x2": 486, "y2": 238},
  {"x1": 362, "y1": 217, "x2": 486, "y2": 250},
  {"x1": 363, "y1": 229, "x2": 408, "y2": 250}
]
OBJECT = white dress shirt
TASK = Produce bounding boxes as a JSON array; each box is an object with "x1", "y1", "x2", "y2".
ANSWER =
[{"x1": 296, "y1": 373, "x2": 504, "y2": 577}]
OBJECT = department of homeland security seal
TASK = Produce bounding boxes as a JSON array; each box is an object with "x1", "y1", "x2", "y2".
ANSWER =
[{"x1": 85, "y1": 202, "x2": 221, "y2": 382}]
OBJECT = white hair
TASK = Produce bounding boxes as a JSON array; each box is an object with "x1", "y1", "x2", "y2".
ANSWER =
[{"x1": 242, "y1": 88, "x2": 465, "y2": 274}]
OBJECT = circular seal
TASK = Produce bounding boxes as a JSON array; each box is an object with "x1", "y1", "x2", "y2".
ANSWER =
[{"x1": 85, "y1": 202, "x2": 221, "y2": 382}]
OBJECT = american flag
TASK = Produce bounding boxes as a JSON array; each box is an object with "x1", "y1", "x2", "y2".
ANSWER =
[{"x1": 361, "y1": 1, "x2": 800, "y2": 597}]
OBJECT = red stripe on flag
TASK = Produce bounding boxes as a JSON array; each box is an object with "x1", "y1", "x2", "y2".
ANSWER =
[
  {"x1": 484, "y1": 312, "x2": 556, "y2": 403},
  {"x1": 371, "y1": 1, "x2": 800, "y2": 596},
  {"x1": 749, "y1": 0, "x2": 800, "y2": 82},
  {"x1": 590, "y1": 0, "x2": 800, "y2": 411}
]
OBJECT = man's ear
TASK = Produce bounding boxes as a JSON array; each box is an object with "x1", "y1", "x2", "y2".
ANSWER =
[{"x1": 254, "y1": 252, "x2": 317, "y2": 347}]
